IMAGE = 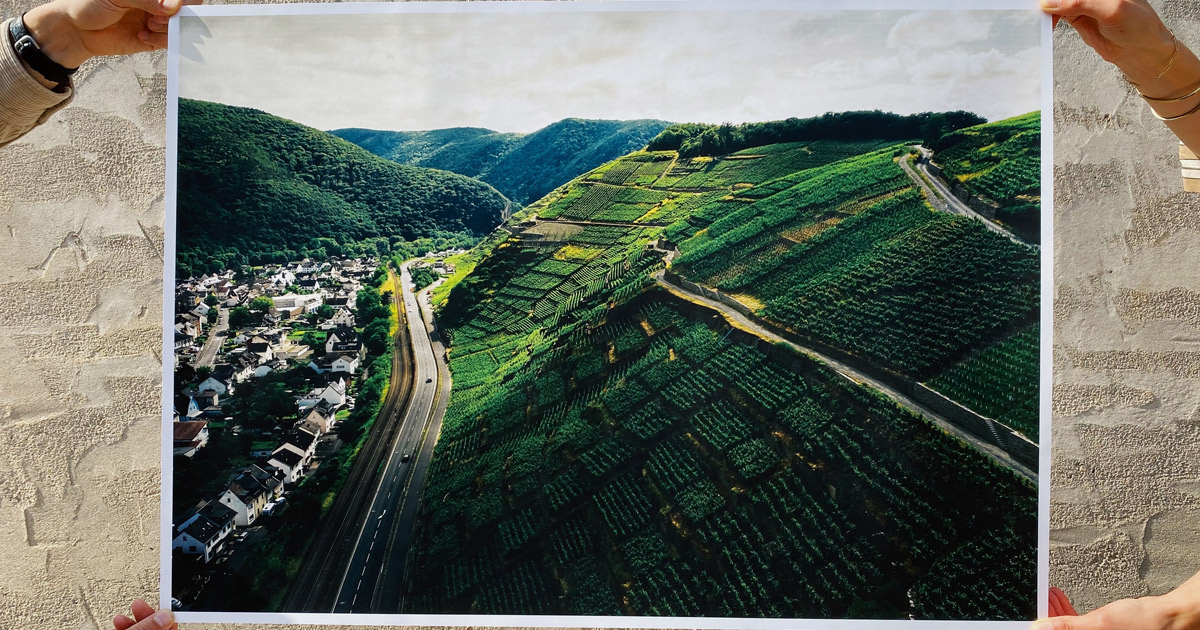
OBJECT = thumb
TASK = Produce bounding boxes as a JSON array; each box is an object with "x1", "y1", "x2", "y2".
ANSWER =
[
  {"x1": 1032, "y1": 611, "x2": 1107, "y2": 630},
  {"x1": 115, "y1": 0, "x2": 183, "y2": 16},
  {"x1": 1039, "y1": 0, "x2": 1124, "y2": 24}
]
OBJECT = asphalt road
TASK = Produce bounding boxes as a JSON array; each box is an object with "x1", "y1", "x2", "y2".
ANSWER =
[
  {"x1": 195, "y1": 307, "x2": 228, "y2": 368},
  {"x1": 279, "y1": 267, "x2": 415, "y2": 613},
  {"x1": 904, "y1": 146, "x2": 1034, "y2": 248},
  {"x1": 653, "y1": 271, "x2": 1037, "y2": 482},
  {"x1": 332, "y1": 262, "x2": 450, "y2": 613}
]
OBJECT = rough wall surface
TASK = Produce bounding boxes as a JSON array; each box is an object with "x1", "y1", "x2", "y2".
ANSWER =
[{"x1": 0, "y1": 1, "x2": 1196, "y2": 627}]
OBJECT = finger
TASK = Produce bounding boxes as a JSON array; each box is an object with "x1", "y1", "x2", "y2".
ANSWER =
[
  {"x1": 1039, "y1": 0, "x2": 1124, "y2": 25},
  {"x1": 1050, "y1": 587, "x2": 1080, "y2": 616},
  {"x1": 126, "y1": 610, "x2": 175, "y2": 630},
  {"x1": 113, "y1": 614, "x2": 136, "y2": 630},
  {"x1": 138, "y1": 30, "x2": 169, "y2": 50},
  {"x1": 130, "y1": 600, "x2": 155, "y2": 622},
  {"x1": 115, "y1": 0, "x2": 182, "y2": 16},
  {"x1": 146, "y1": 15, "x2": 168, "y2": 33}
]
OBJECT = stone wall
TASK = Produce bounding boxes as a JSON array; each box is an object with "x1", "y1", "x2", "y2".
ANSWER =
[{"x1": 0, "y1": 1, "x2": 1197, "y2": 627}]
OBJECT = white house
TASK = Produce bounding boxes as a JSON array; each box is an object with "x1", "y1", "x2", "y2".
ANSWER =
[
  {"x1": 172, "y1": 420, "x2": 209, "y2": 458},
  {"x1": 172, "y1": 501, "x2": 236, "y2": 563},
  {"x1": 197, "y1": 374, "x2": 231, "y2": 396},
  {"x1": 297, "y1": 379, "x2": 346, "y2": 412},
  {"x1": 218, "y1": 471, "x2": 273, "y2": 527},
  {"x1": 271, "y1": 292, "x2": 323, "y2": 312},
  {"x1": 325, "y1": 328, "x2": 362, "y2": 356},
  {"x1": 273, "y1": 426, "x2": 318, "y2": 469},
  {"x1": 307, "y1": 353, "x2": 359, "y2": 375},
  {"x1": 318, "y1": 307, "x2": 355, "y2": 330},
  {"x1": 330, "y1": 354, "x2": 359, "y2": 374},
  {"x1": 253, "y1": 359, "x2": 285, "y2": 378},
  {"x1": 267, "y1": 449, "x2": 305, "y2": 485}
]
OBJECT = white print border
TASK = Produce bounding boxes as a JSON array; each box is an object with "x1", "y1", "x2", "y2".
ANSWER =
[{"x1": 161, "y1": 2, "x2": 1054, "y2": 627}]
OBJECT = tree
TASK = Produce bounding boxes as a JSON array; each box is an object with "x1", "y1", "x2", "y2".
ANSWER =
[
  {"x1": 302, "y1": 331, "x2": 321, "y2": 352},
  {"x1": 315, "y1": 304, "x2": 335, "y2": 320},
  {"x1": 229, "y1": 306, "x2": 253, "y2": 329},
  {"x1": 206, "y1": 309, "x2": 219, "y2": 324},
  {"x1": 195, "y1": 365, "x2": 213, "y2": 381},
  {"x1": 204, "y1": 294, "x2": 219, "y2": 307},
  {"x1": 249, "y1": 296, "x2": 274, "y2": 313},
  {"x1": 363, "y1": 319, "x2": 390, "y2": 356}
]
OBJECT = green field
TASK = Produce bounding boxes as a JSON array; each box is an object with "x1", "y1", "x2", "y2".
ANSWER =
[{"x1": 410, "y1": 117, "x2": 1041, "y2": 619}]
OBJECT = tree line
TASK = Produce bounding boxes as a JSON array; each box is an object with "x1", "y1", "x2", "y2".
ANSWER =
[{"x1": 647, "y1": 111, "x2": 986, "y2": 158}]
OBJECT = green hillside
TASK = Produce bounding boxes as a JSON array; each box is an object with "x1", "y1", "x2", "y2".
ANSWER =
[
  {"x1": 407, "y1": 117, "x2": 1040, "y2": 619},
  {"x1": 931, "y1": 112, "x2": 1041, "y2": 241},
  {"x1": 177, "y1": 99, "x2": 510, "y2": 276},
  {"x1": 331, "y1": 118, "x2": 672, "y2": 206}
]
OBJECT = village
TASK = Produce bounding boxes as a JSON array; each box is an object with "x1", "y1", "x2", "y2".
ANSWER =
[{"x1": 167, "y1": 251, "x2": 460, "y2": 605}]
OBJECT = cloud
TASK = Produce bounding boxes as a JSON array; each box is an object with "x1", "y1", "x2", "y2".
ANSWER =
[
  {"x1": 179, "y1": 9, "x2": 1040, "y2": 132},
  {"x1": 886, "y1": 11, "x2": 995, "y2": 49}
]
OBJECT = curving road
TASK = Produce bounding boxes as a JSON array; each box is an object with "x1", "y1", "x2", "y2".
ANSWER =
[
  {"x1": 332, "y1": 261, "x2": 451, "y2": 613},
  {"x1": 653, "y1": 271, "x2": 1037, "y2": 482},
  {"x1": 902, "y1": 146, "x2": 1034, "y2": 249}
]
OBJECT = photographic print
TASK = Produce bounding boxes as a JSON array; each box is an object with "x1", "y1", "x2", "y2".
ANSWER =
[{"x1": 162, "y1": 1, "x2": 1051, "y2": 626}]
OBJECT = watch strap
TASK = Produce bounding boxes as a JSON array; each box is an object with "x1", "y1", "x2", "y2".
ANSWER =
[{"x1": 8, "y1": 14, "x2": 76, "y2": 87}]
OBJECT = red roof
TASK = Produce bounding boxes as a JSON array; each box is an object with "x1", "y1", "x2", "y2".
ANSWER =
[{"x1": 173, "y1": 420, "x2": 208, "y2": 443}]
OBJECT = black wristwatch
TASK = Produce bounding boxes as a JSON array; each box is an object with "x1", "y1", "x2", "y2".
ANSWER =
[{"x1": 8, "y1": 13, "x2": 77, "y2": 87}]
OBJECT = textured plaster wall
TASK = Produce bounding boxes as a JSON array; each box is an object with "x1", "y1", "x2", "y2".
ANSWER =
[{"x1": 0, "y1": 0, "x2": 1197, "y2": 627}]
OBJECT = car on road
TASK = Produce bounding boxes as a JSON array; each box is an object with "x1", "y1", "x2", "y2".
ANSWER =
[
  {"x1": 425, "y1": 377, "x2": 432, "y2": 383},
  {"x1": 401, "y1": 450, "x2": 412, "y2": 462}
]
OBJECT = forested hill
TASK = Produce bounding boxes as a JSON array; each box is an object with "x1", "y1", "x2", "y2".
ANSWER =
[
  {"x1": 331, "y1": 118, "x2": 672, "y2": 206},
  {"x1": 177, "y1": 98, "x2": 510, "y2": 276}
]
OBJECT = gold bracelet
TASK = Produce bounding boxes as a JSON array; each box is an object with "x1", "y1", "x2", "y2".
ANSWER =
[
  {"x1": 1150, "y1": 96, "x2": 1200, "y2": 122},
  {"x1": 1139, "y1": 79, "x2": 1200, "y2": 103},
  {"x1": 1132, "y1": 34, "x2": 1180, "y2": 87}
]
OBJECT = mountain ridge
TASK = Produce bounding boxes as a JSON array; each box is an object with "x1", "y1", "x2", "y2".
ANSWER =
[{"x1": 331, "y1": 117, "x2": 673, "y2": 206}]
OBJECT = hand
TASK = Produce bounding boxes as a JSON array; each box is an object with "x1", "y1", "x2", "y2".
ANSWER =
[
  {"x1": 21, "y1": 0, "x2": 199, "y2": 70},
  {"x1": 1040, "y1": 0, "x2": 1177, "y2": 86},
  {"x1": 112, "y1": 599, "x2": 177, "y2": 630},
  {"x1": 1034, "y1": 577, "x2": 1200, "y2": 630}
]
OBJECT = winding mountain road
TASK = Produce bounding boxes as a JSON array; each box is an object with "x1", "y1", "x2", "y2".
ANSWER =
[
  {"x1": 653, "y1": 271, "x2": 1037, "y2": 482},
  {"x1": 901, "y1": 146, "x2": 1034, "y2": 248}
]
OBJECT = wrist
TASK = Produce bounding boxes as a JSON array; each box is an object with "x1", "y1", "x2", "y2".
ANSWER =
[
  {"x1": 22, "y1": 3, "x2": 90, "y2": 70},
  {"x1": 1159, "y1": 590, "x2": 1200, "y2": 630},
  {"x1": 1117, "y1": 28, "x2": 1179, "y2": 87}
]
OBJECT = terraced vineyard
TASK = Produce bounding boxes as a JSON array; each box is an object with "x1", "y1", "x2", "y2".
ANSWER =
[
  {"x1": 928, "y1": 326, "x2": 1040, "y2": 440},
  {"x1": 409, "y1": 116, "x2": 1041, "y2": 620},
  {"x1": 410, "y1": 287, "x2": 1037, "y2": 619},
  {"x1": 931, "y1": 112, "x2": 1041, "y2": 242}
]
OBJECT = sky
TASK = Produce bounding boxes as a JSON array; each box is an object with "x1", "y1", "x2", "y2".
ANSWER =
[{"x1": 178, "y1": 7, "x2": 1041, "y2": 134}]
